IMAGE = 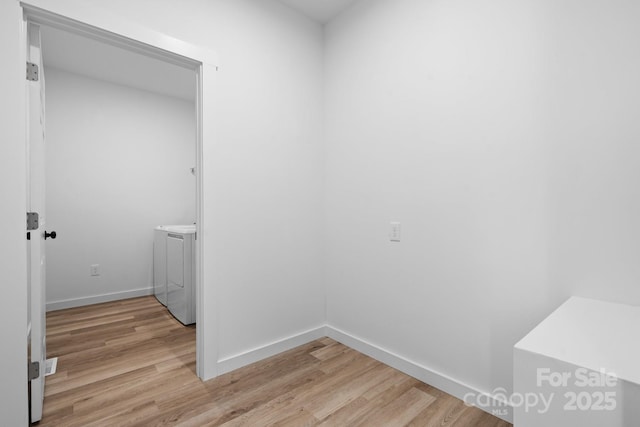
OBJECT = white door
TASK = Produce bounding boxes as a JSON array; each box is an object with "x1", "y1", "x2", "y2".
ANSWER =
[{"x1": 27, "y1": 22, "x2": 48, "y2": 423}]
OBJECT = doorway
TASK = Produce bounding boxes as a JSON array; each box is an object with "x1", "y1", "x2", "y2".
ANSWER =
[
  {"x1": 24, "y1": 7, "x2": 210, "y2": 422},
  {"x1": 41, "y1": 24, "x2": 197, "y2": 313}
]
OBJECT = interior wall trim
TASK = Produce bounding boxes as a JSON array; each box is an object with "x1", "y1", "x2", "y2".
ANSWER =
[
  {"x1": 325, "y1": 325, "x2": 514, "y2": 423},
  {"x1": 214, "y1": 323, "x2": 513, "y2": 423},
  {"x1": 217, "y1": 326, "x2": 327, "y2": 376},
  {"x1": 45, "y1": 287, "x2": 153, "y2": 312}
]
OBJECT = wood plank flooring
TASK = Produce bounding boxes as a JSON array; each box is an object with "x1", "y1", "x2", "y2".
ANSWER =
[{"x1": 40, "y1": 297, "x2": 511, "y2": 426}]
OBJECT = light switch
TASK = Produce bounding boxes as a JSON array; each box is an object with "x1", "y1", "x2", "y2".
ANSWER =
[{"x1": 390, "y1": 222, "x2": 401, "y2": 242}]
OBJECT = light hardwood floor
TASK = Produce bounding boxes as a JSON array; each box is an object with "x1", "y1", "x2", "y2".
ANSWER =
[{"x1": 41, "y1": 297, "x2": 511, "y2": 426}]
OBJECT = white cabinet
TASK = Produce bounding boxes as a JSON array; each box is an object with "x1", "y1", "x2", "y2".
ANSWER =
[{"x1": 514, "y1": 297, "x2": 640, "y2": 426}]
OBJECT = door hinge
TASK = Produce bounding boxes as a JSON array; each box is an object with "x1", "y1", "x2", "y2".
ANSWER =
[
  {"x1": 26, "y1": 62, "x2": 39, "y2": 81},
  {"x1": 28, "y1": 361, "x2": 40, "y2": 381},
  {"x1": 27, "y1": 212, "x2": 39, "y2": 231}
]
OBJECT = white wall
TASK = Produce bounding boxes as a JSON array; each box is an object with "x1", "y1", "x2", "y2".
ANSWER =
[
  {"x1": 544, "y1": 0, "x2": 640, "y2": 306},
  {"x1": 45, "y1": 68, "x2": 196, "y2": 309},
  {"x1": 325, "y1": 0, "x2": 640, "y2": 417},
  {"x1": 0, "y1": 1, "x2": 29, "y2": 424}
]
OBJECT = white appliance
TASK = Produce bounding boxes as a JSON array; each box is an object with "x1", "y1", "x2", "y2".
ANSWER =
[
  {"x1": 166, "y1": 226, "x2": 196, "y2": 325},
  {"x1": 153, "y1": 226, "x2": 169, "y2": 306}
]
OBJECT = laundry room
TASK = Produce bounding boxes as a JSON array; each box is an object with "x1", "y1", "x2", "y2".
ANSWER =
[{"x1": 41, "y1": 25, "x2": 197, "y2": 318}]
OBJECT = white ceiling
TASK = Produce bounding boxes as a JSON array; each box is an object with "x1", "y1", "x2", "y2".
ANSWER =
[
  {"x1": 40, "y1": 25, "x2": 196, "y2": 102},
  {"x1": 277, "y1": 0, "x2": 360, "y2": 22}
]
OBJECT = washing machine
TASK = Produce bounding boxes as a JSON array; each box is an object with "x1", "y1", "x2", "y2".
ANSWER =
[
  {"x1": 166, "y1": 226, "x2": 196, "y2": 325},
  {"x1": 153, "y1": 226, "x2": 169, "y2": 306}
]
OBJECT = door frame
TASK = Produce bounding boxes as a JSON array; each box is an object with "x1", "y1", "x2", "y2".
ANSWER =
[{"x1": 21, "y1": 0, "x2": 220, "y2": 381}]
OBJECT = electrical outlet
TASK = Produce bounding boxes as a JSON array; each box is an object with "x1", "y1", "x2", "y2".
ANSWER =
[
  {"x1": 390, "y1": 222, "x2": 401, "y2": 242},
  {"x1": 90, "y1": 264, "x2": 100, "y2": 276}
]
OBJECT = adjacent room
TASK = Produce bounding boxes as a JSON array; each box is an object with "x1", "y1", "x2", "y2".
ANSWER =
[
  {"x1": 42, "y1": 25, "x2": 197, "y2": 314},
  {"x1": 2, "y1": 0, "x2": 640, "y2": 426}
]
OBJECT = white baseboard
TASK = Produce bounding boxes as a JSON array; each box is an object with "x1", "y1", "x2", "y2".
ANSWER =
[
  {"x1": 217, "y1": 326, "x2": 327, "y2": 376},
  {"x1": 46, "y1": 287, "x2": 154, "y2": 312},
  {"x1": 325, "y1": 325, "x2": 513, "y2": 423}
]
